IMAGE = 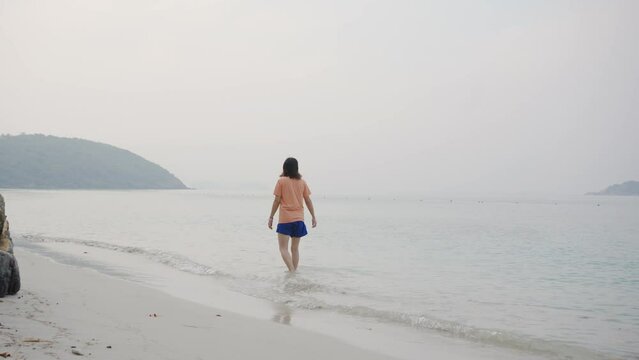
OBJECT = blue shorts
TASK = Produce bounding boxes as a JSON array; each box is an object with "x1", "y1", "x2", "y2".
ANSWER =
[{"x1": 276, "y1": 221, "x2": 308, "y2": 238}]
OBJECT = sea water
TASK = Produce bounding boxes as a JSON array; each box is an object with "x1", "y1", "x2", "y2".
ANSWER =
[{"x1": 3, "y1": 190, "x2": 638, "y2": 359}]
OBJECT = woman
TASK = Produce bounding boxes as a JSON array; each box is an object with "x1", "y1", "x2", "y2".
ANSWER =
[{"x1": 268, "y1": 158, "x2": 317, "y2": 272}]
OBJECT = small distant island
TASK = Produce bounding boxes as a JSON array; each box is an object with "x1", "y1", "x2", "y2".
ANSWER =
[
  {"x1": 587, "y1": 181, "x2": 639, "y2": 196},
  {"x1": 0, "y1": 134, "x2": 187, "y2": 189}
]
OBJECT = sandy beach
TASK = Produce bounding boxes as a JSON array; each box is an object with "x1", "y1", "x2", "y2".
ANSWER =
[{"x1": 1, "y1": 249, "x2": 394, "y2": 360}]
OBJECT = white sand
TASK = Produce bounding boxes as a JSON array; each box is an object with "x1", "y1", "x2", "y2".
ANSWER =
[{"x1": 0, "y1": 249, "x2": 395, "y2": 360}]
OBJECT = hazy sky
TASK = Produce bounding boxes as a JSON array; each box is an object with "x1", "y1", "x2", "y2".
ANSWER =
[{"x1": 1, "y1": 1, "x2": 638, "y2": 196}]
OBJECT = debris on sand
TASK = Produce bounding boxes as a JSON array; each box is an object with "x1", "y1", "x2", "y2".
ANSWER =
[{"x1": 23, "y1": 338, "x2": 47, "y2": 343}]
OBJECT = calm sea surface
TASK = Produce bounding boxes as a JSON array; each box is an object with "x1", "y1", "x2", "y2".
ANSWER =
[{"x1": 3, "y1": 190, "x2": 638, "y2": 359}]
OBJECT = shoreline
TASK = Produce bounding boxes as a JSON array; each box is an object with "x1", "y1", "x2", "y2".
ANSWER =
[
  {"x1": 3, "y1": 245, "x2": 557, "y2": 360},
  {"x1": 1, "y1": 249, "x2": 396, "y2": 360}
]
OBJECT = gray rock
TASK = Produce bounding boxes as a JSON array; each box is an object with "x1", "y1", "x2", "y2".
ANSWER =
[
  {"x1": 0, "y1": 251, "x2": 20, "y2": 296},
  {"x1": 1, "y1": 214, "x2": 13, "y2": 254},
  {"x1": 0, "y1": 193, "x2": 20, "y2": 298}
]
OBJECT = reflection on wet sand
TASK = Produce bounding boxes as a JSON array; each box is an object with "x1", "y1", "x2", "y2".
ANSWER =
[{"x1": 272, "y1": 303, "x2": 293, "y2": 325}]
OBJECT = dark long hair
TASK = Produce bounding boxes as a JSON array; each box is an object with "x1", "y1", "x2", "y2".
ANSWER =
[{"x1": 280, "y1": 157, "x2": 302, "y2": 179}]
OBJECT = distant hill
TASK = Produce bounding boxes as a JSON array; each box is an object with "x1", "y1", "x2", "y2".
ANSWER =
[
  {"x1": 0, "y1": 134, "x2": 187, "y2": 189},
  {"x1": 587, "y1": 181, "x2": 639, "y2": 196}
]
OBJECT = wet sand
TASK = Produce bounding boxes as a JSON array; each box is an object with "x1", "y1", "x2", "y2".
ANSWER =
[{"x1": 0, "y1": 249, "x2": 394, "y2": 360}]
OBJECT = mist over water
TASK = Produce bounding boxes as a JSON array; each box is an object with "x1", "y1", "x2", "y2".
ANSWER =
[
  {"x1": 2, "y1": 1, "x2": 638, "y2": 195},
  {"x1": 5, "y1": 190, "x2": 639, "y2": 360}
]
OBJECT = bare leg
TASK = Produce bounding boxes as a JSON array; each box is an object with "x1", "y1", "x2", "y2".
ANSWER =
[
  {"x1": 278, "y1": 233, "x2": 295, "y2": 272},
  {"x1": 291, "y1": 237, "x2": 301, "y2": 270}
]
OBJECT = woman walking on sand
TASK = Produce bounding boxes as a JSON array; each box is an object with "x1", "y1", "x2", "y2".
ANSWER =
[{"x1": 268, "y1": 157, "x2": 317, "y2": 272}]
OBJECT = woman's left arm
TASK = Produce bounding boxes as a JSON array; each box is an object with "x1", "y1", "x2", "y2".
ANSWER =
[{"x1": 304, "y1": 195, "x2": 317, "y2": 228}]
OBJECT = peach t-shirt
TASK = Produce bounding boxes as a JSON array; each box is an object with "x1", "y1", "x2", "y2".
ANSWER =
[{"x1": 273, "y1": 177, "x2": 311, "y2": 224}]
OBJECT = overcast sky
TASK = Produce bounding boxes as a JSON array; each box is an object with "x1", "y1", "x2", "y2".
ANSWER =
[{"x1": 1, "y1": 0, "x2": 637, "y2": 196}]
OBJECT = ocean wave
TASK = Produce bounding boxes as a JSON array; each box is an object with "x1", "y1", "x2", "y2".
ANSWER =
[
  {"x1": 17, "y1": 234, "x2": 230, "y2": 278},
  {"x1": 287, "y1": 300, "x2": 616, "y2": 360},
  {"x1": 231, "y1": 278, "x2": 615, "y2": 359}
]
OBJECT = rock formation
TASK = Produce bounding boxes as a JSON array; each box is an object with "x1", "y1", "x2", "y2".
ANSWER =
[{"x1": 0, "y1": 193, "x2": 21, "y2": 297}]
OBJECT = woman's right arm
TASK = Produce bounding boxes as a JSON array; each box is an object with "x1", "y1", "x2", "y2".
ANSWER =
[{"x1": 268, "y1": 195, "x2": 281, "y2": 229}]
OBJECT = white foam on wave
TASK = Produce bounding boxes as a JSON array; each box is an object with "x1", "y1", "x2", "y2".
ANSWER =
[{"x1": 17, "y1": 234, "x2": 230, "y2": 278}]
